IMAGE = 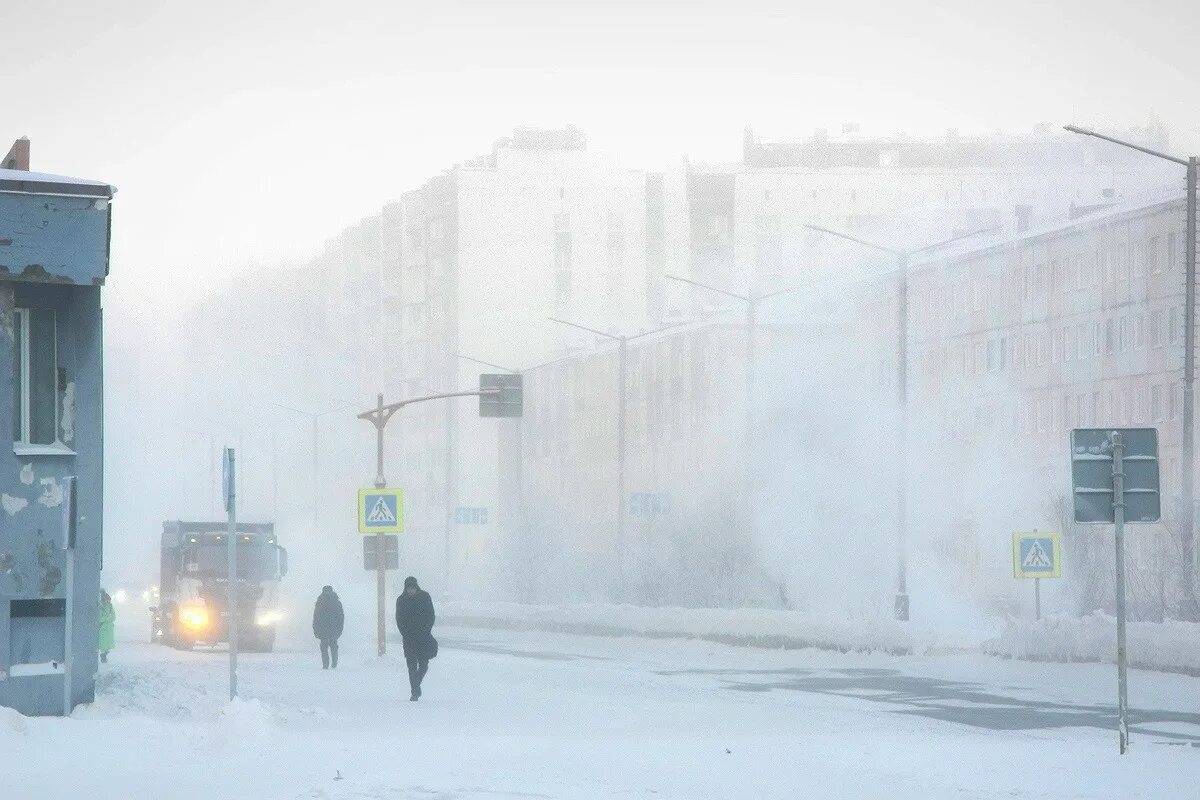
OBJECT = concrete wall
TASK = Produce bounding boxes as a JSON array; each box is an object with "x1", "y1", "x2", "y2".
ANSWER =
[{"x1": 0, "y1": 181, "x2": 108, "y2": 715}]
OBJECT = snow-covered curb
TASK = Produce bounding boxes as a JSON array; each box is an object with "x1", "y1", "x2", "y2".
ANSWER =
[
  {"x1": 441, "y1": 601, "x2": 948, "y2": 655},
  {"x1": 982, "y1": 613, "x2": 1200, "y2": 676}
]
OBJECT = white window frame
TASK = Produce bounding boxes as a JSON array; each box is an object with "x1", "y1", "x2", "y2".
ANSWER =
[{"x1": 12, "y1": 307, "x2": 72, "y2": 454}]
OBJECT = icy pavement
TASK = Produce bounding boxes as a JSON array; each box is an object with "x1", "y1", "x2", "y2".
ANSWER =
[{"x1": 5, "y1": 627, "x2": 1199, "y2": 799}]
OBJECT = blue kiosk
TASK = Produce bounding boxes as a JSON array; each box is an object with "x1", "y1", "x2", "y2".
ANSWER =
[{"x1": 0, "y1": 161, "x2": 113, "y2": 715}]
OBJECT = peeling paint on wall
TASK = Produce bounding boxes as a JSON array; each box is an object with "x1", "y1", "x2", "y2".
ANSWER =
[
  {"x1": 37, "y1": 478, "x2": 63, "y2": 508},
  {"x1": 36, "y1": 541, "x2": 61, "y2": 596},
  {"x1": 19, "y1": 463, "x2": 34, "y2": 486},
  {"x1": 2, "y1": 494, "x2": 27, "y2": 516},
  {"x1": 61, "y1": 382, "x2": 76, "y2": 443},
  {"x1": 0, "y1": 282, "x2": 12, "y2": 341}
]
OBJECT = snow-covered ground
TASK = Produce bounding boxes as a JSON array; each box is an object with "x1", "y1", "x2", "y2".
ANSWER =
[{"x1": 6, "y1": 627, "x2": 1198, "y2": 799}]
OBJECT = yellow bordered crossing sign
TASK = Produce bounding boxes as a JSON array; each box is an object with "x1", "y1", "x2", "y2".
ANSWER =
[
  {"x1": 1012, "y1": 531, "x2": 1061, "y2": 579},
  {"x1": 358, "y1": 488, "x2": 404, "y2": 534}
]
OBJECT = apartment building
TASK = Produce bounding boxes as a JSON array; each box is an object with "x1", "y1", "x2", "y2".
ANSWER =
[{"x1": 853, "y1": 194, "x2": 1194, "y2": 616}]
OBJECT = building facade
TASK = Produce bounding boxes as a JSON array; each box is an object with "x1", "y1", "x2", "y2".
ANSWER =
[
  {"x1": 855, "y1": 194, "x2": 1196, "y2": 618},
  {"x1": 0, "y1": 160, "x2": 113, "y2": 715}
]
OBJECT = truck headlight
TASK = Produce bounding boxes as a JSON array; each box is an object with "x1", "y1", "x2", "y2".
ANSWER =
[
  {"x1": 255, "y1": 610, "x2": 282, "y2": 627},
  {"x1": 179, "y1": 605, "x2": 209, "y2": 628}
]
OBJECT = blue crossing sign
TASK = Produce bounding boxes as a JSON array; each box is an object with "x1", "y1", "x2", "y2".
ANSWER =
[
  {"x1": 358, "y1": 489, "x2": 405, "y2": 534},
  {"x1": 1012, "y1": 531, "x2": 1062, "y2": 579}
]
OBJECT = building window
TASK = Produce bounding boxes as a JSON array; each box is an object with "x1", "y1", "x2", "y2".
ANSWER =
[
  {"x1": 1152, "y1": 310, "x2": 1165, "y2": 348},
  {"x1": 12, "y1": 308, "x2": 58, "y2": 446},
  {"x1": 1148, "y1": 237, "x2": 1161, "y2": 274},
  {"x1": 1151, "y1": 385, "x2": 1164, "y2": 422},
  {"x1": 1168, "y1": 232, "x2": 1179, "y2": 271}
]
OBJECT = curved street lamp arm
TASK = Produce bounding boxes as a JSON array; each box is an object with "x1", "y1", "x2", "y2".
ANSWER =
[
  {"x1": 663, "y1": 274, "x2": 751, "y2": 302},
  {"x1": 1064, "y1": 125, "x2": 1188, "y2": 167}
]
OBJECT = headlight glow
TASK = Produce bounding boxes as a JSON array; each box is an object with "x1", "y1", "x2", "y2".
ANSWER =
[
  {"x1": 179, "y1": 605, "x2": 209, "y2": 628},
  {"x1": 255, "y1": 610, "x2": 283, "y2": 627},
  {"x1": 113, "y1": 589, "x2": 128, "y2": 604}
]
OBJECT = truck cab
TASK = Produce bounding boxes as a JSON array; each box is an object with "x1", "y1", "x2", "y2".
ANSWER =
[{"x1": 151, "y1": 521, "x2": 287, "y2": 652}]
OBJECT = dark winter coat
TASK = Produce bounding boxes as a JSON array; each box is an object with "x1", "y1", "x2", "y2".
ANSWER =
[
  {"x1": 312, "y1": 588, "x2": 344, "y2": 641},
  {"x1": 395, "y1": 589, "x2": 437, "y2": 660}
]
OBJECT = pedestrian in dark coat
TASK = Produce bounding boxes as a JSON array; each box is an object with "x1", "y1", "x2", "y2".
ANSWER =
[
  {"x1": 395, "y1": 576, "x2": 436, "y2": 700},
  {"x1": 312, "y1": 585, "x2": 344, "y2": 669}
]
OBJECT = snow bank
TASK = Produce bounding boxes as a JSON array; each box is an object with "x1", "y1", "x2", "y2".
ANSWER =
[
  {"x1": 982, "y1": 613, "x2": 1200, "y2": 675},
  {"x1": 217, "y1": 697, "x2": 275, "y2": 742},
  {"x1": 441, "y1": 600, "x2": 962, "y2": 655}
]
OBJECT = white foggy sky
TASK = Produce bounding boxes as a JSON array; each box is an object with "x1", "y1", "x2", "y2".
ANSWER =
[{"x1": 3, "y1": 0, "x2": 1198, "y2": 316}]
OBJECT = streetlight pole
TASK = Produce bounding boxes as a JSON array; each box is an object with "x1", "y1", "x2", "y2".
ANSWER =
[
  {"x1": 804, "y1": 224, "x2": 996, "y2": 621},
  {"x1": 272, "y1": 402, "x2": 353, "y2": 536},
  {"x1": 662, "y1": 276, "x2": 809, "y2": 577},
  {"x1": 548, "y1": 318, "x2": 684, "y2": 591},
  {"x1": 355, "y1": 386, "x2": 501, "y2": 655},
  {"x1": 1064, "y1": 125, "x2": 1198, "y2": 621}
]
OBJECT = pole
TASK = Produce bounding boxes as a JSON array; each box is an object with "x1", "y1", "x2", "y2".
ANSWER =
[
  {"x1": 1035, "y1": 578, "x2": 1041, "y2": 621},
  {"x1": 1183, "y1": 158, "x2": 1198, "y2": 620},
  {"x1": 617, "y1": 337, "x2": 628, "y2": 588},
  {"x1": 312, "y1": 414, "x2": 320, "y2": 535},
  {"x1": 745, "y1": 298, "x2": 758, "y2": 570},
  {"x1": 444, "y1": 401, "x2": 456, "y2": 598},
  {"x1": 61, "y1": 544, "x2": 74, "y2": 716},
  {"x1": 225, "y1": 448, "x2": 238, "y2": 700},
  {"x1": 60, "y1": 475, "x2": 77, "y2": 716},
  {"x1": 895, "y1": 252, "x2": 910, "y2": 621},
  {"x1": 373, "y1": 393, "x2": 386, "y2": 658},
  {"x1": 1112, "y1": 432, "x2": 1129, "y2": 754}
]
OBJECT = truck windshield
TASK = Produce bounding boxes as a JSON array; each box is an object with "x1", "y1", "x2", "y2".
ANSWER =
[{"x1": 182, "y1": 542, "x2": 278, "y2": 581}]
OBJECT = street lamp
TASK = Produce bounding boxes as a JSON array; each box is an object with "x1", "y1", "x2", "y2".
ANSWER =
[
  {"x1": 662, "y1": 276, "x2": 808, "y2": 453},
  {"x1": 804, "y1": 224, "x2": 997, "y2": 621},
  {"x1": 1064, "y1": 124, "x2": 1198, "y2": 621},
  {"x1": 271, "y1": 402, "x2": 354, "y2": 535},
  {"x1": 547, "y1": 318, "x2": 684, "y2": 588}
]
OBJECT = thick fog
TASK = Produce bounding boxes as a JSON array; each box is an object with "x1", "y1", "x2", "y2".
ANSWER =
[{"x1": 7, "y1": 0, "x2": 1197, "y2": 649}]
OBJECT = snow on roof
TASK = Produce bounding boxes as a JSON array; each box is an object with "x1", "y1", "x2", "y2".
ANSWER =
[
  {"x1": 0, "y1": 167, "x2": 114, "y2": 198},
  {"x1": 910, "y1": 190, "x2": 1186, "y2": 272}
]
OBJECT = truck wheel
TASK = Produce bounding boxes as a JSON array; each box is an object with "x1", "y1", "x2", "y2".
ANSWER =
[{"x1": 252, "y1": 627, "x2": 276, "y2": 653}]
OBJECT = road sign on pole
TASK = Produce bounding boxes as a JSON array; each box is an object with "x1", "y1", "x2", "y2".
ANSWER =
[
  {"x1": 1071, "y1": 428, "x2": 1160, "y2": 523},
  {"x1": 223, "y1": 447, "x2": 238, "y2": 701},
  {"x1": 363, "y1": 535, "x2": 399, "y2": 571},
  {"x1": 479, "y1": 373, "x2": 523, "y2": 418},
  {"x1": 1069, "y1": 428, "x2": 1161, "y2": 755},
  {"x1": 1012, "y1": 531, "x2": 1062, "y2": 579},
  {"x1": 358, "y1": 489, "x2": 405, "y2": 533}
]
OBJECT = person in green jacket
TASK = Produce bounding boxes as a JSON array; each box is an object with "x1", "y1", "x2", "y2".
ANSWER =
[{"x1": 98, "y1": 589, "x2": 116, "y2": 663}]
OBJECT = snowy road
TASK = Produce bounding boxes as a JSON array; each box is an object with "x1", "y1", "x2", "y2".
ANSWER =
[{"x1": 7, "y1": 627, "x2": 1199, "y2": 799}]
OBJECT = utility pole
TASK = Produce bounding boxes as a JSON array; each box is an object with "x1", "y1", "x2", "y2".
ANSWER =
[
  {"x1": 1064, "y1": 125, "x2": 1198, "y2": 620},
  {"x1": 804, "y1": 224, "x2": 996, "y2": 620}
]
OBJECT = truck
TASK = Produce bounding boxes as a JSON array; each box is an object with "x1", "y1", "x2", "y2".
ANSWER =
[{"x1": 150, "y1": 521, "x2": 288, "y2": 652}]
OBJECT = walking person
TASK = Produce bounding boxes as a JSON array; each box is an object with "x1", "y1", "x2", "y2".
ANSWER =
[
  {"x1": 312, "y1": 585, "x2": 344, "y2": 669},
  {"x1": 98, "y1": 589, "x2": 116, "y2": 664},
  {"x1": 395, "y1": 576, "x2": 437, "y2": 701}
]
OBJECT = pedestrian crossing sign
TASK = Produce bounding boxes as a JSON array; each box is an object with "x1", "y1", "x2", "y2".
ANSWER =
[
  {"x1": 1012, "y1": 531, "x2": 1061, "y2": 579},
  {"x1": 358, "y1": 489, "x2": 405, "y2": 534}
]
